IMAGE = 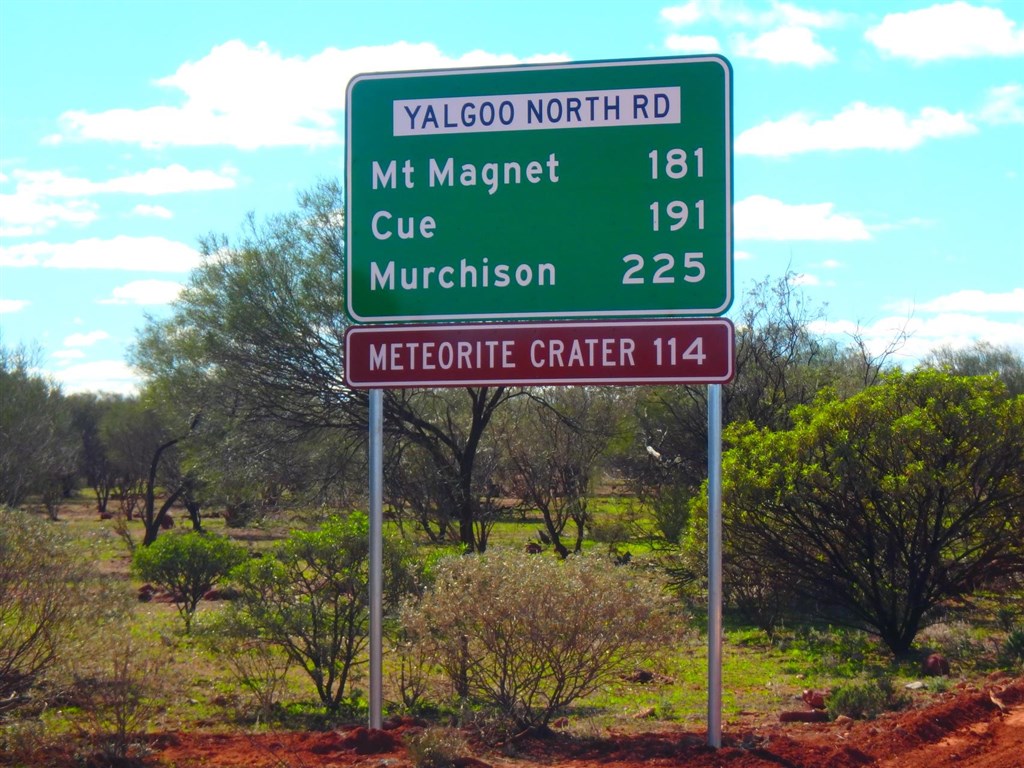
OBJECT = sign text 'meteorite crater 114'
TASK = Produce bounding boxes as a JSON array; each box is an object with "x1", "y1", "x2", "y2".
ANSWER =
[{"x1": 345, "y1": 56, "x2": 733, "y2": 323}]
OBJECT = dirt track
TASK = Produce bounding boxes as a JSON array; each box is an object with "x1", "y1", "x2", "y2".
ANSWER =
[{"x1": 142, "y1": 676, "x2": 1024, "y2": 768}]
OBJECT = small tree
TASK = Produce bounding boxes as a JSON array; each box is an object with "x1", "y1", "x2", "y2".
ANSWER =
[
  {"x1": 226, "y1": 513, "x2": 418, "y2": 714},
  {"x1": 402, "y1": 550, "x2": 677, "y2": 729},
  {"x1": 132, "y1": 532, "x2": 246, "y2": 632}
]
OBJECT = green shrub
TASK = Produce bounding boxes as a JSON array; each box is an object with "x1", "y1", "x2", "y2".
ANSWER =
[
  {"x1": 132, "y1": 531, "x2": 246, "y2": 632},
  {"x1": 401, "y1": 549, "x2": 677, "y2": 729},
  {"x1": 826, "y1": 677, "x2": 910, "y2": 720},
  {"x1": 225, "y1": 512, "x2": 419, "y2": 714}
]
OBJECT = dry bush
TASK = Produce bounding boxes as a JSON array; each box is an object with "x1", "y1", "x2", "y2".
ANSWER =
[
  {"x1": 401, "y1": 549, "x2": 678, "y2": 729},
  {"x1": 70, "y1": 636, "x2": 168, "y2": 763},
  {"x1": 0, "y1": 508, "x2": 127, "y2": 715}
]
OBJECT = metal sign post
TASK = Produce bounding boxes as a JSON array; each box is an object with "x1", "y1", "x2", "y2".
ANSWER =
[
  {"x1": 368, "y1": 388, "x2": 384, "y2": 731},
  {"x1": 707, "y1": 382, "x2": 723, "y2": 748}
]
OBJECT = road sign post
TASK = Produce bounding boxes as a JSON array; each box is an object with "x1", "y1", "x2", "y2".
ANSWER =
[{"x1": 346, "y1": 56, "x2": 733, "y2": 742}]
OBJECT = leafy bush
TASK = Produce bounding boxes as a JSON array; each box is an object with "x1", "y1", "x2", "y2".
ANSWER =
[
  {"x1": 826, "y1": 677, "x2": 910, "y2": 720},
  {"x1": 401, "y1": 549, "x2": 677, "y2": 729},
  {"x1": 132, "y1": 531, "x2": 246, "y2": 632},
  {"x1": 225, "y1": 512, "x2": 419, "y2": 714}
]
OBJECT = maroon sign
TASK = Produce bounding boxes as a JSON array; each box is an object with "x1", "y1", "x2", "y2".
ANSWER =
[{"x1": 345, "y1": 319, "x2": 734, "y2": 388}]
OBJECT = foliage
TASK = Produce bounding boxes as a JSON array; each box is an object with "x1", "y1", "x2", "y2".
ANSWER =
[
  {"x1": 1000, "y1": 628, "x2": 1024, "y2": 668},
  {"x1": 401, "y1": 549, "x2": 677, "y2": 728},
  {"x1": 0, "y1": 346, "x2": 78, "y2": 512},
  {"x1": 132, "y1": 181, "x2": 528, "y2": 552},
  {"x1": 0, "y1": 508, "x2": 124, "y2": 714},
  {"x1": 709, "y1": 370, "x2": 1024, "y2": 656},
  {"x1": 225, "y1": 512, "x2": 419, "y2": 713},
  {"x1": 404, "y1": 728, "x2": 468, "y2": 768},
  {"x1": 196, "y1": 611, "x2": 294, "y2": 724},
  {"x1": 826, "y1": 677, "x2": 910, "y2": 720},
  {"x1": 500, "y1": 387, "x2": 624, "y2": 556},
  {"x1": 132, "y1": 531, "x2": 246, "y2": 632},
  {"x1": 923, "y1": 340, "x2": 1024, "y2": 397},
  {"x1": 66, "y1": 392, "x2": 121, "y2": 517}
]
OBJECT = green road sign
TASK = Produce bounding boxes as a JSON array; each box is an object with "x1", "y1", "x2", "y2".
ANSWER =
[{"x1": 346, "y1": 56, "x2": 732, "y2": 323}]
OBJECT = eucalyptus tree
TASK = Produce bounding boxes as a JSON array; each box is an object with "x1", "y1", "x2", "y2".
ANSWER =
[
  {"x1": 132, "y1": 180, "x2": 521, "y2": 550},
  {"x1": 922, "y1": 340, "x2": 1024, "y2": 396},
  {"x1": 500, "y1": 387, "x2": 626, "y2": 557},
  {"x1": 0, "y1": 345, "x2": 78, "y2": 512}
]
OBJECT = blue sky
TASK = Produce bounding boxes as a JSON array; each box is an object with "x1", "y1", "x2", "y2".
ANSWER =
[{"x1": 1, "y1": 0, "x2": 1022, "y2": 394}]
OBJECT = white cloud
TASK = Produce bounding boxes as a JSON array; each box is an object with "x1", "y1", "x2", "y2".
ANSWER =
[
  {"x1": 0, "y1": 193, "x2": 98, "y2": 236},
  {"x1": 821, "y1": 259, "x2": 842, "y2": 269},
  {"x1": 63, "y1": 330, "x2": 109, "y2": 348},
  {"x1": 1, "y1": 165, "x2": 233, "y2": 236},
  {"x1": 735, "y1": 195, "x2": 871, "y2": 241},
  {"x1": 734, "y1": 249, "x2": 753, "y2": 261},
  {"x1": 915, "y1": 288, "x2": 1024, "y2": 314},
  {"x1": 99, "y1": 279, "x2": 183, "y2": 305},
  {"x1": 665, "y1": 34, "x2": 722, "y2": 53},
  {"x1": 50, "y1": 359, "x2": 140, "y2": 395},
  {"x1": 0, "y1": 236, "x2": 201, "y2": 272},
  {"x1": 661, "y1": 0, "x2": 842, "y2": 29},
  {"x1": 55, "y1": 40, "x2": 568, "y2": 149},
  {"x1": 52, "y1": 349, "x2": 86, "y2": 362},
  {"x1": 978, "y1": 84, "x2": 1024, "y2": 125},
  {"x1": 661, "y1": 1, "x2": 703, "y2": 26},
  {"x1": 866, "y1": 1, "x2": 1024, "y2": 62},
  {"x1": 790, "y1": 272, "x2": 821, "y2": 286},
  {"x1": 734, "y1": 25, "x2": 835, "y2": 66},
  {"x1": 11, "y1": 165, "x2": 236, "y2": 198},
  {"x1": 0, "y1": 299, "x2": 30, "y2": 313},
  {"x1": 133, "y1": 204, "x2": 173, "y2": 219},
  {"x1": 830, "y1": 313, "x2": 1024, "y2": 365},
  {"x1": 736, "y1": 102, "x2": 976, "y2": 156}
]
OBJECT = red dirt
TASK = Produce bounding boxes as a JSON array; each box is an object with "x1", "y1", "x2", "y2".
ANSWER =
[{"x1": 129, "y1": 675, "x2": 1024, "y2": 767}]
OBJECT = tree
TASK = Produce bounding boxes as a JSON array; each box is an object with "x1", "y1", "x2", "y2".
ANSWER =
[
  {"x1": 923, "y1": 341, "x2": 1024, "y2": 397},
  {"x1": 132, "y1": 532, "x2": 246, "y2": 632},
  {"x1": 628, "y1": 273, "x2": 849, "y2": 527},
  {"x1": 132, "y1": 180, "x2": 520, "y2": 551},
  {"x1": 0, "y1": 346, "x2": 79, "y2": 513},
  {"x1": 501, "y1": 387, "x2": 624, "y2": 557},
  {"x1": 714, "y1": 370, "x2": 1024, "y2": 655},
  {"x1": 67, "y1": 393, "x2": 121, "y2": 517},
  {"x1": 226, "y1": 513, "x2": 418, "y2": 713},
  {"x1": 98, "y1": 394, "x2": 197, "y2": 545}
]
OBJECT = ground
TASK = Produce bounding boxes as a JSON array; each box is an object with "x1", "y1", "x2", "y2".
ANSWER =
[{"x1": 64, "y1": 675, "x2": 1020, "y2": 768}]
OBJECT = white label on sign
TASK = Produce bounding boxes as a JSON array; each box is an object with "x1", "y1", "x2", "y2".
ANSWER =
[{"x1": 393, "y1": 87, "x2": 681, "y2": 135}]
